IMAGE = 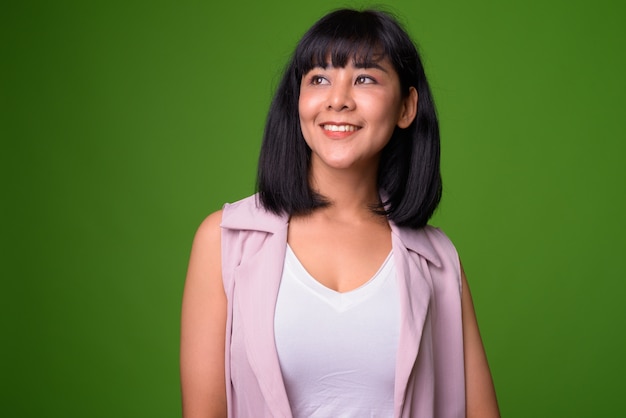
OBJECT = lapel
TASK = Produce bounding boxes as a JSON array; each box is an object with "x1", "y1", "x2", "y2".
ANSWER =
[
  {"x1": 389, "y1": 222, "x2": 442, "y2": 414},
  {"x1": 221, "y1": 195, "x2": 443, "y2": 416},
  {"x1": 221, "y1": 196, "x2": 292, "y2": 416}
]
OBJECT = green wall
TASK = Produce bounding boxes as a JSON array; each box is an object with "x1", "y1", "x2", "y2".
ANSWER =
[{"x1": 3, "y1": 0, "x2": 625, "y2": 416}]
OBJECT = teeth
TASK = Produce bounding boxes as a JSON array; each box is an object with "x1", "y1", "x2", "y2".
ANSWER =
[{"x1": 323, "y1": 124, "x2": 357, "y2": 132}]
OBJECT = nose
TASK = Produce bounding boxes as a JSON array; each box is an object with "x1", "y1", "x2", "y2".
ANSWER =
[{"x1": 326, "y1": 80, "x2": 355, "y2": 111}]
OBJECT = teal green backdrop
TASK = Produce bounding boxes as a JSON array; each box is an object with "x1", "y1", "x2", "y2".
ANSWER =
[{"x1": 2, "y1": 0, "x2": 625, "y2": 416}]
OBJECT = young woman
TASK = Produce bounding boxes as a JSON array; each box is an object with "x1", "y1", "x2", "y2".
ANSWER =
[{"x1": 181, "y1": 8, "x2": 500, "y2": 418}]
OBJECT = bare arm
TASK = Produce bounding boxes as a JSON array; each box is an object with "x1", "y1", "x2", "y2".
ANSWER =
[
  {"x1": 461, "y1": 264, "x2": 500, "y2": 418},
  {"x1": 180, "y1": 211, "x2": 227, "y2": 418}
]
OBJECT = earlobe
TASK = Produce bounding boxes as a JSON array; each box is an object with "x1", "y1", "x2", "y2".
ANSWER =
[{"x1": 397, "y1": 87, "x2": 418, "y2": 129}]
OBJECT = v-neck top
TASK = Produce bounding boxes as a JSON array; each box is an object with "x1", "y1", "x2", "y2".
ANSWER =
[{"x1": 274, "y1": 245, "x2": 400, "y2": 417}]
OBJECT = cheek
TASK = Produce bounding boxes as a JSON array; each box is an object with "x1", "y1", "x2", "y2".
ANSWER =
[
  {"x1": 384, "y1": 94, "x2": 405, "y2": 124},
  {"x1": 363, "y1": 95, "x2": 401, "y2": 124},
  {"x1": 297, "y1": 95, "x2": 314, "y2": 143},
  {"x1": 298, "y1": 91, "x2": 316, "y2": 120}
]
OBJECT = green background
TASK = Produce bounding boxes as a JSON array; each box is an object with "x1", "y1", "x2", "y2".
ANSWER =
[{"x1": 2, "y1": 0, "x2": 625, "y2": 416}]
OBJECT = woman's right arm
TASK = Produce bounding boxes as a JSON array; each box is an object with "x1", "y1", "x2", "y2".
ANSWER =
[{"x1": 180, "y1": 210, "x2": 228, "y2": 418}]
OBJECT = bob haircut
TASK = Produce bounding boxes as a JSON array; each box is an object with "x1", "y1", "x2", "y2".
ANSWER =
[{"x1": 257, "y1": 8, "x2": 441, "y2": 229}]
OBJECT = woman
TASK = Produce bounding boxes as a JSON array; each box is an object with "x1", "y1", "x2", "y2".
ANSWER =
[{"x1": 181, "y1": 8, "x2": 499, "y2": 418}]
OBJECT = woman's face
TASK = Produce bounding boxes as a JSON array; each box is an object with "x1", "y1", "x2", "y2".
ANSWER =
[{"x1": 298, "y1": 58, "x2": 417, "y2": 173}]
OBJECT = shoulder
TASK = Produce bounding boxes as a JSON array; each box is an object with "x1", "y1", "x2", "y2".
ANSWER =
[
  {"x1": 422, "y1": 226, "x2": 459, "y2": 263},
  {"x1": 393, "y1": 223, "x2": 462, "y2": 294},
  {"x1": 190, "y1": 196, "x2": 257, "y2": 272},
  {"x1": 193, "y1": 194, "x2": 259, "y2": 239},
  {"x1": 192, "y1": 210, "x2": 223, "y2": 250},
  {"x1": 393, "y1": 224, "x2": 460, "y2": 269},
  {"x1": 423, "y1": 225, "x2": 461, "y2": 282},
  {"x1": 221, "y1": 193, "x2": 289, "y2": 233},
  {"x1": 423, "y1": 226, "x2": 462, "y2": 295},
  {"x1": 185, "y1": 211, "x2": 224, "y2": 288},
  {"x1": 221, "y1": 194, "x2": 261, "y2": 223}
]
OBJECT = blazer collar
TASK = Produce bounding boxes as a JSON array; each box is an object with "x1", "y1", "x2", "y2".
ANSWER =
[
  {"x1": 220, "y1": 194, "x2": 288, "y2": 233},
  {"x1": 389, "y1": 222, "x2": 442, "y2": 268}
]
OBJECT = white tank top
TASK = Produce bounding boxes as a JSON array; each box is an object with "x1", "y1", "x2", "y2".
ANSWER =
[{"x1": 274, "y1": 245, "x2": 400, "y2": 417}]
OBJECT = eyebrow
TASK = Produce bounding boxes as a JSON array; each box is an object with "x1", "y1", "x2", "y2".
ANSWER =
[
  {"x1": 307, "y1": 60, "x2": 390, "y2": 73},
  {"x1": 352, "y1": 61, "x2": 389, "y2": 72}
]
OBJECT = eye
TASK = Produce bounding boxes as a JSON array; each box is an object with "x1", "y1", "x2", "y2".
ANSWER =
[
  {"x1": 355, "y1": 75, "x2": 376, "y2": 85},
  {"x1": 310, "y1": 75, "x2": 329, "y2": 85}
]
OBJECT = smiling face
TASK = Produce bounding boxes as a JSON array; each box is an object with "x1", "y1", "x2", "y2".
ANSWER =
[{"x1": 298, "y1": 58, "x2": 417, "y2": 174}]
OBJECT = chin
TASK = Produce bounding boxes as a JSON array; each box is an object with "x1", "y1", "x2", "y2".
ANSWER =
[{"x1": 320, "y1": 157, "x2": 357, "y2": 169}]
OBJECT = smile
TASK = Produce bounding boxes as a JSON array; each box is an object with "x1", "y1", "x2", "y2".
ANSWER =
[{"x1": 322, "y1": 124, "x2": 360, "y2": 132}]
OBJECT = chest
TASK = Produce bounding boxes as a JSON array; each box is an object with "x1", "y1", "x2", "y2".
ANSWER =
[{"x1": 287, "y1": 217, "x2": 392, "y2": 292}]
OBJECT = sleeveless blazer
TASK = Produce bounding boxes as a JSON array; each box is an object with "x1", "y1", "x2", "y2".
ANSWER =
[{"x1": 220, "y1": 194, "x2": 466, "y2": 417}]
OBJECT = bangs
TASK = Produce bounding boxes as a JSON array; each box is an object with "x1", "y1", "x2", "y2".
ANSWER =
[
  {"x1": 294, "y1": 10, "x2": 392, "y2": 75},
  {"x1": 296, "y1": 35, "x2": 386, "y2": 74}
]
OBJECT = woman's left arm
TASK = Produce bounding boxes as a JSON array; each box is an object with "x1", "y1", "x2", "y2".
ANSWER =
[{"x1": 461, "y1": 263, "x2": 501, "y2": 418}]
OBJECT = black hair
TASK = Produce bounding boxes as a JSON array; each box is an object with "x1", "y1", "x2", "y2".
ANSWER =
[{"x1": 256, "y1": 8, "x2": 441, "y2": 229}]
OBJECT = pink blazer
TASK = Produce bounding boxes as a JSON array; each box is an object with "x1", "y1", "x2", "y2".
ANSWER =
[{"x1": 220, "y1": 195, "x2": 466, "y2": 417}]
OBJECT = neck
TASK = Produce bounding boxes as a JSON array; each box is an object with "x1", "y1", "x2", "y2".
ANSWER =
[{"x1": 308, "y1": 162, "x2": 383, "y2": 222}]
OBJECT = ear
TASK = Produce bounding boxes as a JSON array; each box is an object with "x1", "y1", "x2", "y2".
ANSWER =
[{"x1": 397, "y1": 87, "x2": 418, "y2": 129}]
